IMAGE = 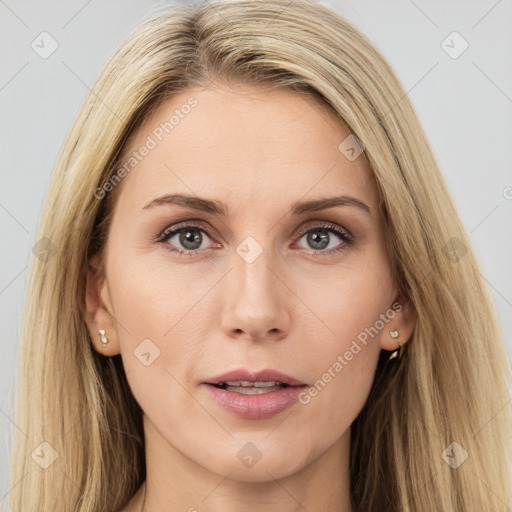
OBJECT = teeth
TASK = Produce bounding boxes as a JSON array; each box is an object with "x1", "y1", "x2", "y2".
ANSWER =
[
  {"x1": 225, "y1": 385, "x2": 283, "y2": 395},
  {"x1": 223, "y1": 380, "x2": 282, "y2": 387}
]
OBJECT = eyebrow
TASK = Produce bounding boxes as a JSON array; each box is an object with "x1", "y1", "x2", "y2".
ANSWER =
[{"x1": 142, "y1": 193, "x2": 371, "y2": 216}]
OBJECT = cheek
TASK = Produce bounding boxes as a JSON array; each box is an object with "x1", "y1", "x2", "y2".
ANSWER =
[
  {"x1": 305, "y1": 255, "x2": 393, "y2": 352},
  {"x1": 107, "y1": 250, "x2": 195, "y2": 336},
  {"x1": 104, "y1": 250, "x2": 196, "y2": 379},
  {"x1": 106, "y1": 260, "x2": 209, "y2": 431},
  {"x1": 296, "y1": 262, "x2": 392, "y2": 422}
]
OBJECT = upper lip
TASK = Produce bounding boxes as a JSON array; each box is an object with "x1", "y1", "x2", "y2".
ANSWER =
[{"x1": 203, "y1": 368, "x2": 307, "y2": 386}]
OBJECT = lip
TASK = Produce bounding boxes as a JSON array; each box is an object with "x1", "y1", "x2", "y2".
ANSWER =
[
  {"x1": 202, "y1": 383, "x2": 308, "y2": 419},
  {"x1": 203, "y1": 368, "x2": 307, "y2": 387},
  {"x1": 201, "y1": 367, "x2": 308, "y2": 420}
]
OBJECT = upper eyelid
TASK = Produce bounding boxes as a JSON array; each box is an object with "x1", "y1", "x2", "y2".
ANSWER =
[
  {"x1": 295, "y1": 221, "x2": 351, "y2": 237},
  {"x1": 157, "y1": 221, "x2": 212, "y2": 240}
]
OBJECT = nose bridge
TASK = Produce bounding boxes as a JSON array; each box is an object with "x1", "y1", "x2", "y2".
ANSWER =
[
  {"x1": 232, "y1": 233, "x2": 276, "y2": 297},
  {"x1": 220, "y1": 231, "x2": 291, "y2": 340}
]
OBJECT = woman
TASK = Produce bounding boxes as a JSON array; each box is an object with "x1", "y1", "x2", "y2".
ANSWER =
[{"x1": 7, "y1": 0, "x2": 511, "y2": 510}]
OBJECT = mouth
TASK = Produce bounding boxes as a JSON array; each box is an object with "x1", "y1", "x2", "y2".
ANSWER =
[
  {"x1": 202, "y1": 376, "x2": 309, "y2": 419},
  {"x1": 208, "y1": 381, "x2": 296, "y2": 395},
  {"x1": 203, "y1": 368, "x2": 308, "y2": 394}
]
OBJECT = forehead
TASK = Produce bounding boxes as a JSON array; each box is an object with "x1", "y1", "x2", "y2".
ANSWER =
[{"x1": 113, "y1": 83, "x2": 378, "y2": 214}]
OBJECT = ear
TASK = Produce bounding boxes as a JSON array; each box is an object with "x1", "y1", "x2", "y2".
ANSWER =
[
  {"x1": 380, "y1": 290, "x2": 416, "y2": 352},
  {"x1": 83, "y1": 253, "x2": 121, "y2": 357}
]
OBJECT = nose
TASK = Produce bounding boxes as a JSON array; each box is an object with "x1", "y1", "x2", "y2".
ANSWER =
[{"x1": 219, "y1": 245, "x2": 292, "y2": 343}]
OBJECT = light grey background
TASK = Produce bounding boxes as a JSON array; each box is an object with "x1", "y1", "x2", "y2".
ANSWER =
[{"x1": 1, "y1": 0, "x2": 511, "y2": 501}]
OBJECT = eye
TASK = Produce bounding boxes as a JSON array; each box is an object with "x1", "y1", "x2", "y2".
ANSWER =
[
  {"x1": 295, "y1": 222, "x2": 354, "y2": 256},
  {"x1": 155, "y1": 222, "x2": 219, "y2": 256},
  {"x1": 155, "y1": 221, "x2": 355, "y2": 257}
]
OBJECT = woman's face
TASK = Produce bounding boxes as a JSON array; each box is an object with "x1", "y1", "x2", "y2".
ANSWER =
[{"x1": 86, "y1": 83, "x2": 410, "y2": 483}]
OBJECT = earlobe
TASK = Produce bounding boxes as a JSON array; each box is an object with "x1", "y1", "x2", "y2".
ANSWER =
[
  {"x1": 386, "y1": 328, "x2": 404, "y2": 360},
  {"x1": 380, "y1": 295, "x2": 416, "y2": 354},
  {"x1": 83, "y1": 254, "x2": 120, "y2": 356}
]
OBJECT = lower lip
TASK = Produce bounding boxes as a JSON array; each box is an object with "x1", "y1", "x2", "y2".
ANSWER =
[{"x1": 202, "y1": 383, "x2": 308, "y2": 419}]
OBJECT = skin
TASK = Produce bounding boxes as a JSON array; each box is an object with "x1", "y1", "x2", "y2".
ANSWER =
[{"x1": 85, "y1": 82, "x2": 415, "y2": 512}]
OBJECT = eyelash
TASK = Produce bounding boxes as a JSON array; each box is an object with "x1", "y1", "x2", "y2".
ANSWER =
[{"x1": 155, "y1": 221, "x2": 355, "y2": 257}]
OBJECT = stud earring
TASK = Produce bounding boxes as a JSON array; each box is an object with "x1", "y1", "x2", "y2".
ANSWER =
[
  {"x1": 388, "y1": 330, "x2": 402, "y2": 360},
  {"x1": 98, "y1": 329, "x2": 109, "y2": 349}
]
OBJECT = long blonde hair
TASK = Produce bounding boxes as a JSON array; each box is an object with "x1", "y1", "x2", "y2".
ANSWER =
[{"x1": 7, "y1": 0, "x2": 511, "y2": 510}]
